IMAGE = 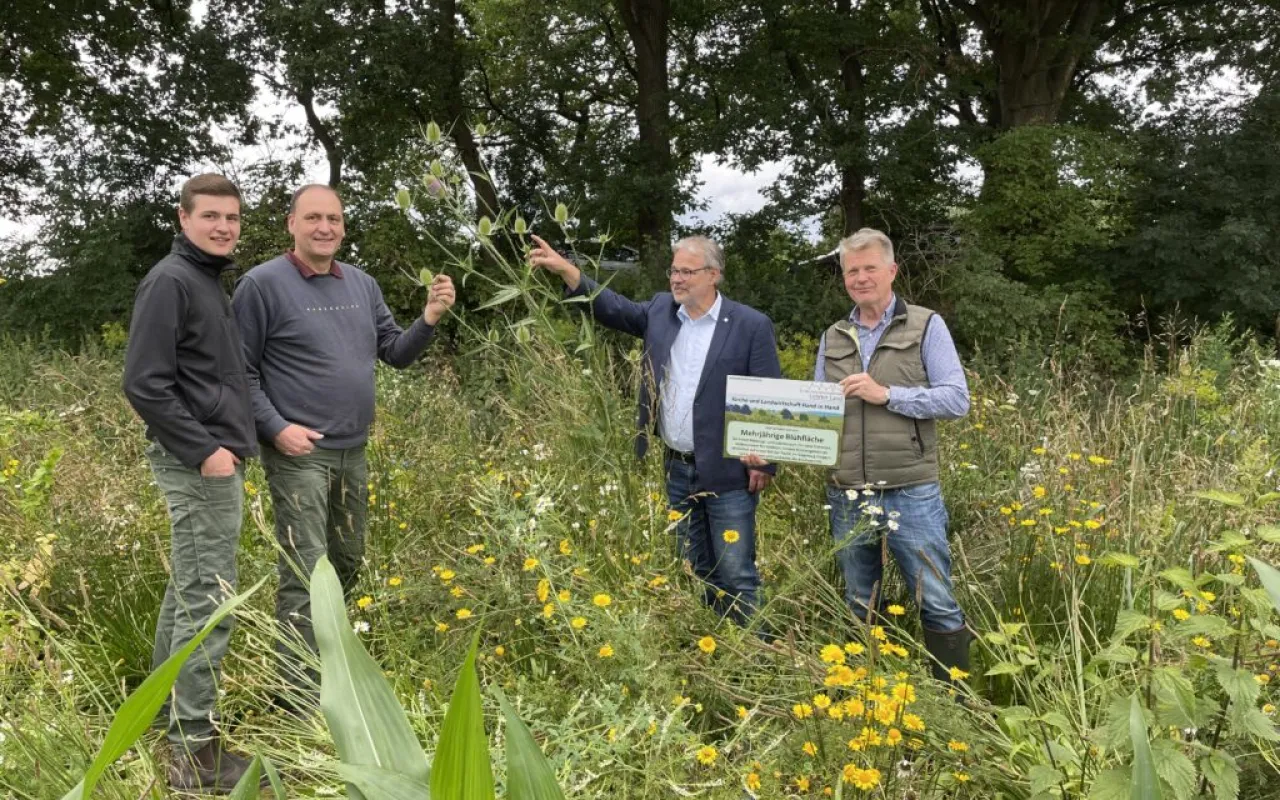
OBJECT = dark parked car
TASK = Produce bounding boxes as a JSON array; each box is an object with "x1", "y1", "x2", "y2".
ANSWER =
[{"x1": 555, "y1": 244, "x2": 640, "y2": 271}]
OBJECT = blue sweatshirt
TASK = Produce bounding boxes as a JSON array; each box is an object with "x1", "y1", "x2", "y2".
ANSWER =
[{"x1": 231, "y1": 254, "x2": 435, "y2": 449}]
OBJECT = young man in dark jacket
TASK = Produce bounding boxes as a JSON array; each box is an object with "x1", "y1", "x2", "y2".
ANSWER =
[{"x1": 123, "y1": 173, "x2": 260, "y2": 793}]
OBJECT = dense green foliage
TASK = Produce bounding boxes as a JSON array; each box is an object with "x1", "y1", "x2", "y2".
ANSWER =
[{"x1": 2, "y1": 0, "x2": 1278, "y2": 358}]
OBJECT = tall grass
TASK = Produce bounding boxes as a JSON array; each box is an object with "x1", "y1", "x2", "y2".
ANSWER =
[{"x1": 2, "y1": 250, "x2": 1279, "y2": 795}]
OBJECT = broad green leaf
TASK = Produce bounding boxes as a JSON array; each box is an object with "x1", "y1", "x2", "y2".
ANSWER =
[
  {"x1": 1039, "y1": 711, "x2": 1073, "y2": 732},
  {"x1": 1029, "y1": 764, "x2": 1063, "y2": 796},
  {"x1": 999, "y1": 622, "x2": 1026, "y2": 637},
  {"x1": 1246, "y1": 556, "x2": 1280, "y2": 615},
  {"x1": 1213, "y1": 662, "x2": 1260, "y2": 709},
  {"x1": 1152, "y1": 668, "x2": 1199, "y2": 729},
  {"x1": 337, "y1": 764, "x2": 432, "y2": 799},
  {"x1": 1228, "y1": 705, "x2": 1280, "y2": 742},
  {"x1": 1207, "y1": 530, "x2": 1249, "y2": 552},
  {"x1": 1254, "y1": 493, "x2": 1280, "y2": 508},
  {"x1": 1174, "y1": 614, "x2": 1232, "y2": 639},
  {"x1": 1158, "y1": 568, "x2": 1197, "y2": 592},
  {"x1": 431, "y1": 632, "x2": 495, "y2": 800},
  {"x1": 1154, "y1": 590, "x2": 1184, "y2": 611},
  {"x1": 60, "y1": 577, "x2": 265, "y2": 800},
  {"x1": 1129, "y1": 695, "x2": 1163, "y2": 800},
  {"x1": 228, "y1": 755, "x2": 263, "y2": 800},
  {"x1": 984, "y1": 661, "x2": 1023, "y2": 676},
  {"x1": 1090, "y1": 644, "x2": 1138, "y2": 666},
  {"x1": 1089, "y1": 768, "x2": 1132, "y2": 800},
  {"x1": 1200, "y1": 751, "x2": 1239, "y2": 800},
  {"x1": 1193, "y1": 490, "x2": 1246, "y2": 507},
  {"x1": 494, "y1": 686, "x2": 566, "y2": 800},
  {"x1": 1098, "y1": 695, "x2": 1133, "y2": 754},
  {"x1": 1255, "y1": 525, "x2": 1280, "y2": 543},
  {"x1": 1112, "y1": 609, "x2": 1153, "y2": 642},
  {"x1": 312, "y1": 556, "x2": 429, "y2": 798},
  {"x1": 1150, "y1": 739, "x2": 1195, "y2": 800},
  {"x1": 1100, "y1": 552, "x2": 1141, "y2": 568},
  {"x1": 476, "y1": 286, "x2": 522, "y2": 311},
  {"x1": 1211, "y1": 572, "x2": 1244, "y2": 587}
]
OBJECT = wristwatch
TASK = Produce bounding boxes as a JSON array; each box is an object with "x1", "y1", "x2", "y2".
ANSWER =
[{"x1": 884, "y1": 386, "x2": 892, "y2": 405}]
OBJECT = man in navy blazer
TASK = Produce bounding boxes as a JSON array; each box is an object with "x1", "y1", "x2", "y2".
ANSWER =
[{"x1": 529, "y1": 234, "x2": 783, "y2": 624}]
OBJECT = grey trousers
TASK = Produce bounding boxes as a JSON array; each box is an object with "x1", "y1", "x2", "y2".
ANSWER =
[
  {"x1": 261, "y1": 444, "x2": 367, "y2": 702},
  {"x1": 147, "y1": 442, "x2": 244, "y2": 749}
]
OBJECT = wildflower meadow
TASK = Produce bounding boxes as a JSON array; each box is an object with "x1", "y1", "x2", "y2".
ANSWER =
[{"x1": 3, "y1": 160, "x2": 1280, "y2": 799}]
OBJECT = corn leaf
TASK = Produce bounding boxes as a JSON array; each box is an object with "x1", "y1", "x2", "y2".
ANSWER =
[
  {"x1": 430, "y1": 632, "x2": 495, "y2": 800},
  {"x1": 1247, "y1": 556, "x2": 1280, "y2": 615},
  {"x1": 312, "y1": 556, "x2": 429, "y2": 798},
  {"x1": 228, "y1": 755, "x2": 263, "y2": 800},
  {"x1": 264, "y1": 757, "x2": 286, "y2": 797},
  {"x1": 61, "y1": 577, "x2": 266, "y2": 800},
  {"x1": 337, "y1": 764, "x2": 431, "y2": 799},
  {"x1": 493, "y1": 687, "x2": 565, "y2": 800},
  {"x1": 1129, "y1": 695, "x2": 1164, "y2": 800}
]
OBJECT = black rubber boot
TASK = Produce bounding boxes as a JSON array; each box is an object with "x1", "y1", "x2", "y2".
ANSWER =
[{"x1": 922, "y1": 626, "x2": 972, "y2": 685}]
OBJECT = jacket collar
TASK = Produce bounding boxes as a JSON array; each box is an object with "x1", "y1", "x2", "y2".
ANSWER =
[{"x1": 171, "y1": 234, "x2": 236, "y2": 277}]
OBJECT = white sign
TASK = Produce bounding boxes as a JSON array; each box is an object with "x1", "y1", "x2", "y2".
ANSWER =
[{"x1": 724, "y1": 376, "x2": 845, "y2": 466}]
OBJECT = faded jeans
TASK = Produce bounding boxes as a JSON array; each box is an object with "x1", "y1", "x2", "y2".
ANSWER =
[{"x1": 827, "y1": 481, "x2": 965, "y2": 633}]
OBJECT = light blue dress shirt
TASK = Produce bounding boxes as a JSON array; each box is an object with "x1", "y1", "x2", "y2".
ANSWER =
[
  {"x1": 660, "y1": 293, "x2": 724, "y2": 453},
  {"x1": 813, "y1": 295, "x2": 969, "y2": 420}
]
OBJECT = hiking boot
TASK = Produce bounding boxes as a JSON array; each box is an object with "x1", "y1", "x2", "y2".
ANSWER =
[{"x1": 167, "y1": 739, "x2": 262, "y2": 794}]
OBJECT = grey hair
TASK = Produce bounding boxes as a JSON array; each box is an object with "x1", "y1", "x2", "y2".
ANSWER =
[
  {"x1": 672, "y1": 236, "x2": 726, "y2": 282},
  {"x1": 838, "y1": 227, "x2": 895, "y2": 266}
]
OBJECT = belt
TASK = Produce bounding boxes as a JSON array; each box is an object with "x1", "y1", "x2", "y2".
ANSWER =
[{"x1": 665, "y1": 447, "x2": 695, "y2": 464}]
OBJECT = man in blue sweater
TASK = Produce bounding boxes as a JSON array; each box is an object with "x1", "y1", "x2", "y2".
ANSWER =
[{"x1": 232, "y1": 184, "x2": 454, "y2": 708}]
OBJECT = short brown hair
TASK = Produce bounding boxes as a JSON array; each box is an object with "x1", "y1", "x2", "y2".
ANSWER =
[
  {"x1": 179, "y1": 173, "x2": 242, "y2": 213},
  {"x1": 289, "y1": 183, "x2": 341, "y2": 214}
]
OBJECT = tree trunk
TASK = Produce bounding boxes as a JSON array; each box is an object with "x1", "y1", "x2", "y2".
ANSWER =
[
  {"x1": 616, "y1": 0, "x2": 673, "y2": 272},
  {"x1": 835, "y1": 6, "x2": 867, "y2": 235},
  {"x1": 437, "y1": 0, "x2": 500, "y2": 220},
  {"x1": 975, "y1": 0, "x2": 1105, "y2": 130},
  {"x1": 297, "y1": 84, "x2": 342, "y2": 188}
]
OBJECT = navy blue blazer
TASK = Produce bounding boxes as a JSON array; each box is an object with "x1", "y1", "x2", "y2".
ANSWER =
[{"x1": 569, "y1": 276, "x2": 783, "y2": 493}]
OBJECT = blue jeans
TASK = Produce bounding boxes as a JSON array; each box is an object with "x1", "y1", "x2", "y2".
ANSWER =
[
  {"x1": 666, "y1": 457, "x2": 761, "y2": 623},
  {"x1": 827, "y1": 482, "x2": 965, "y2": 633}
]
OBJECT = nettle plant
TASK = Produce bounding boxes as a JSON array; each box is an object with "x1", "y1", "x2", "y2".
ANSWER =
[{"x1": 973, "y1": 486, "x2": 1280, "y2": 800}]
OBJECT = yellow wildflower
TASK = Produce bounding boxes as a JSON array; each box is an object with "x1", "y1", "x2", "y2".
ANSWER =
[
  {"x1": 522, "y1": 557, "x2": 539, "y2": 571},
  {"x1": 570, "y1": 616, "x2": 587, "y2": 629},
  {"x1": 1075, "y1": 554, "x2": 1092, "y2": 566},
  {"x1": 723, "y1": 529, "x2": 740, "y2": 544},
  {"x1": 598, "y1": 643, "x2": 614, "y2": 658},
  {"x1": 812, "y1": 693, "x2": 832, "y2": 710},
  {"x1": 695, "y1": 745, "x2": 717, "y2": 765},
  {"x1": 435, "y1": 621, "x2": 449, "y2": 632},
  {"x1": 948, "y1": 739, "x2": 969, "y2": 752},
  {"x1": 698, "y1": 636, "x2": 717, "y2": 654},
  {"x1": 388, "y1": 576, "x2": 403, "y2": 587},
  {"x1": 593, "y1": 593, "x2": 612, "y2": 608},
  {"x1": 455, "y1": 608, "x2": 473, "y2": 619},
  {"x1": 821, "y1": 643, "x2": 846, "y2": 665},
  {"x1": 802, "y1": 740, "x2": 818, "y2": 756},
  {"x1": 887, "y1": 604, "x2": 905, "y2": 616}
]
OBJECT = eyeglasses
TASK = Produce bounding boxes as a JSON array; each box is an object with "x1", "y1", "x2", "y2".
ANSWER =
[{"x1": 666, "y1": 266, "x2": 713, "y2": 279}]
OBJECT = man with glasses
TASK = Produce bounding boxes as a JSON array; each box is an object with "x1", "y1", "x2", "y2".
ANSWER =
[{"x1": 528, "y1": 234, "x2": 782, "y2": 626}]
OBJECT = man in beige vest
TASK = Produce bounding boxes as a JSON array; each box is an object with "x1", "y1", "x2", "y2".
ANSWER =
[{"x1": 815, "y1": 227, "x2": 971, "y2": 683}]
